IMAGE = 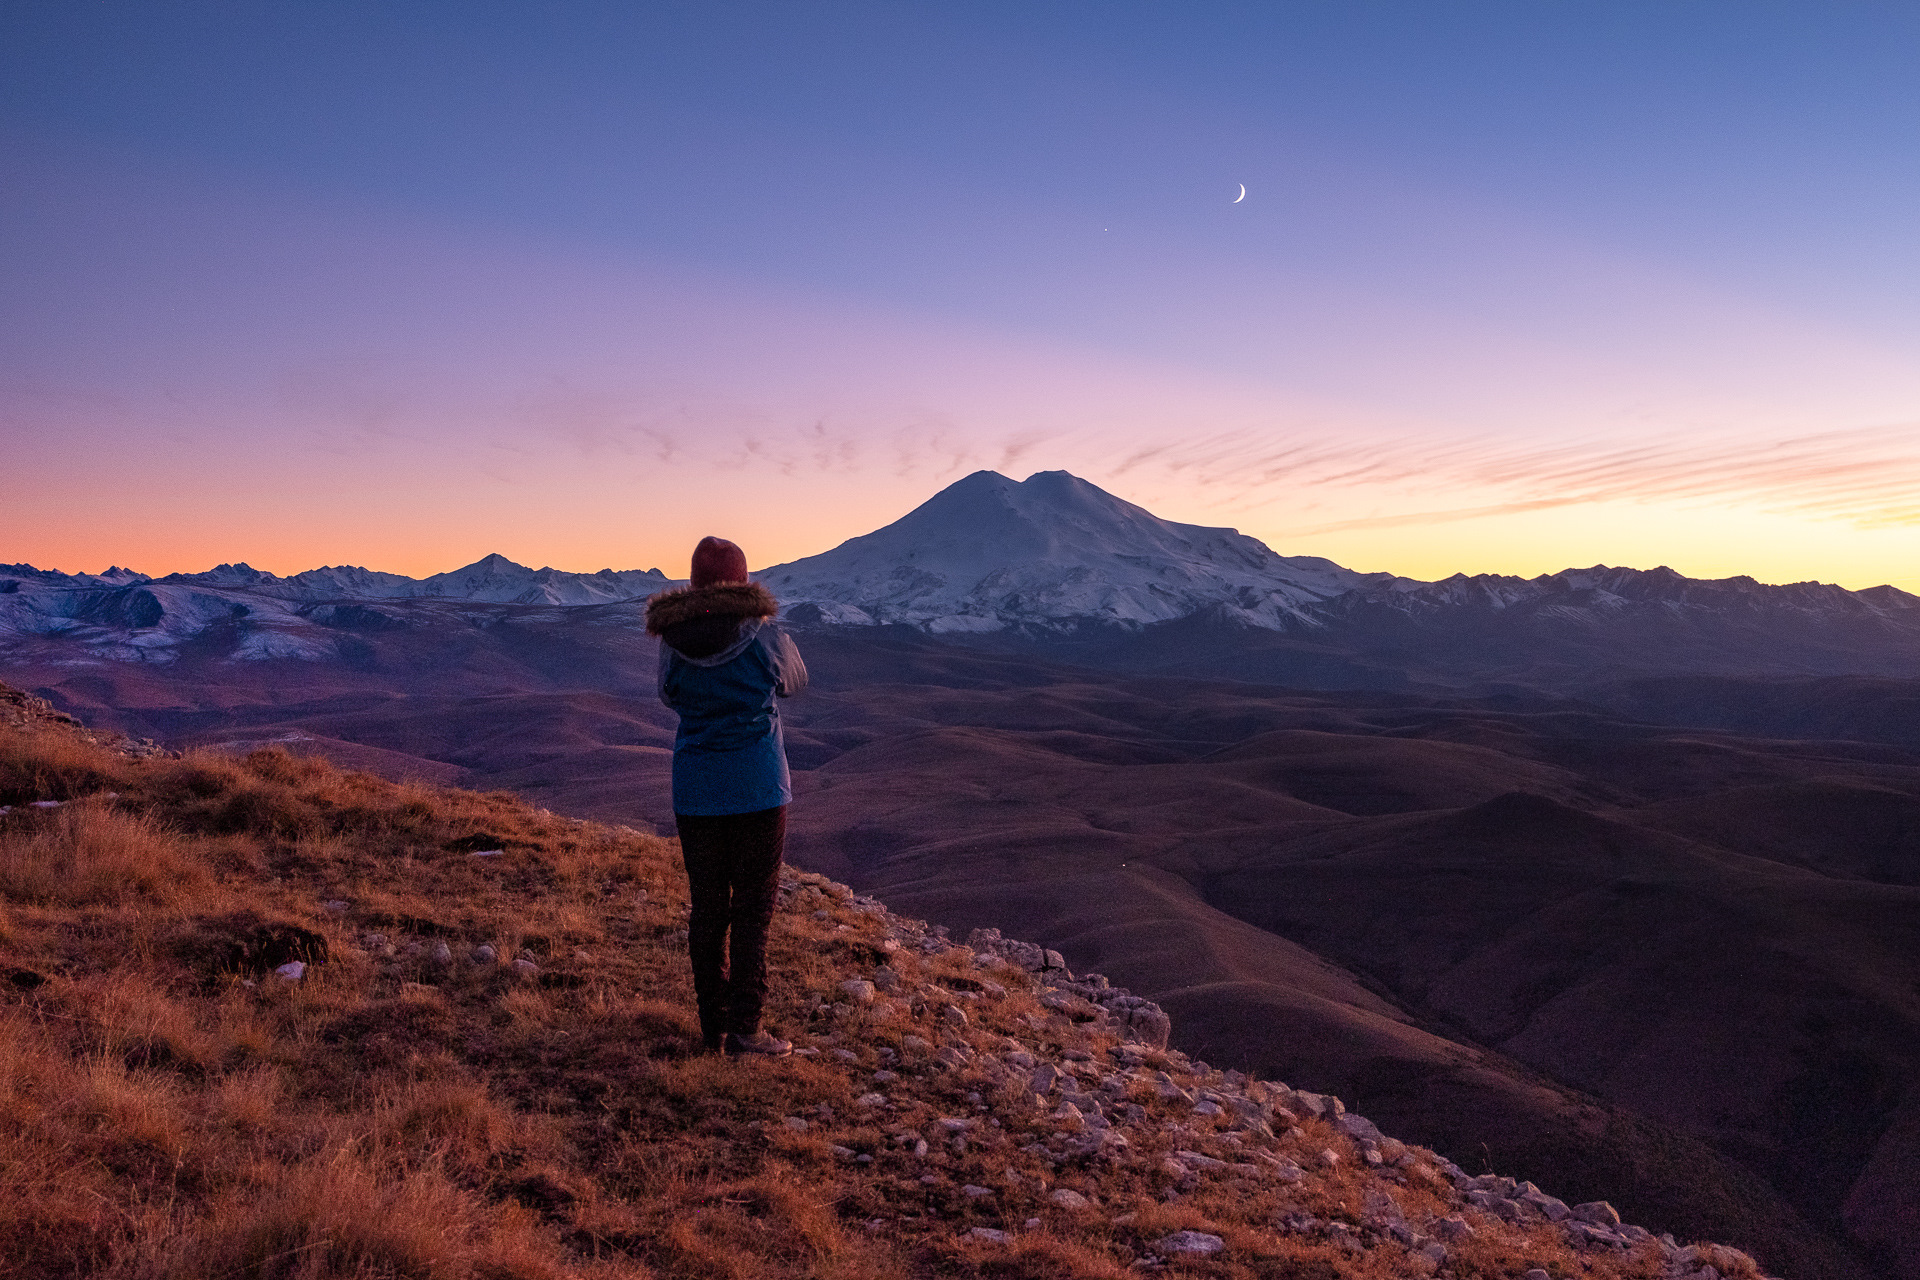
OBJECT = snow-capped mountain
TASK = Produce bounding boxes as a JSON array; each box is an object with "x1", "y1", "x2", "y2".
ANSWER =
[
  {"x1": 4, "y1": 471, "x2": 1916, "y2": 684},
  {"x1": 757, "y1": 470, "x2": 1402, "y2": 633},
  {"x1": 151, "y1": 554, "x2": 673, "y2": 606},
  {"x1": 0, "y1": 555, "x2": 676, "y2": 664}
]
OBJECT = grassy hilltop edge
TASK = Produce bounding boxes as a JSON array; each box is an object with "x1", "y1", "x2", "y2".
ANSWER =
[{"x1": 0, "y1": 683, "x2": 1774, "y2": 1280}]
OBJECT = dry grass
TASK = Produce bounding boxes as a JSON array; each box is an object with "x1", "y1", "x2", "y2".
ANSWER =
[{"x1": 0, "y1": 717, "x2": 1727, "y2": 1279}]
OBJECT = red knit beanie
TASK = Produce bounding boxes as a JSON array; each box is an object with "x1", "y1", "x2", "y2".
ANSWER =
[{"x1": 689, "y1": 536, "x2": 749, "y2": 588}]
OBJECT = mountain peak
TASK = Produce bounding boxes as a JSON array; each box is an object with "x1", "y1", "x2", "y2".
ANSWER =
[{"x1": 760, "y1": 469, "x2": 1386, "y2": 633}]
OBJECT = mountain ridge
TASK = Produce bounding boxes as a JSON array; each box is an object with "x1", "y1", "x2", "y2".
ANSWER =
[{"x1": 5, "y1": 470, "x2": 1917, "y2": 688}]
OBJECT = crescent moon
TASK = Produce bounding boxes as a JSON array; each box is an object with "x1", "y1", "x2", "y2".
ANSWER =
[{"x1": 1233, "y1": 183, "x2": 1246, "y2": 203}]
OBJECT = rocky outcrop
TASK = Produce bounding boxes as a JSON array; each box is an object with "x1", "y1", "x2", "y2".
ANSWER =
[{"x1": 773, "y1": 865, "x2": 1785, "y2": 1280}]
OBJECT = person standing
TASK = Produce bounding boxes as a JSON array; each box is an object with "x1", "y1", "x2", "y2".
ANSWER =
[{"x1": 646, "y1": 536, "x2": 808, "y2": 1056}]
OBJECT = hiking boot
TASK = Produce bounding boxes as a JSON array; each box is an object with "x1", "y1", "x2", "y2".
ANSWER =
[{"x1": 723, "y1": 1029, "x2": 793, "y2": 1058}]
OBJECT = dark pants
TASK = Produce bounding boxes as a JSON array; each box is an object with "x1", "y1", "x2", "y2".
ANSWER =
[{"x1": 675, "y1": 805, "x2": 786, "y2": 1047}]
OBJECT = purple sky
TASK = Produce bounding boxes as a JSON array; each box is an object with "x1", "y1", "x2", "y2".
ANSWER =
[{"x1": 4, "y1": 2, "x2": 1918, "y2": 586}]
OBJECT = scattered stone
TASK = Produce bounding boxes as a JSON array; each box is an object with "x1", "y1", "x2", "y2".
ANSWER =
[
  {"x1": 967, "y1": 1227, "x2": 1010, "y2": 1244},
  {"x1": 856, "y1": 1092, "x2": 887, "y2": 1107},
  {"x1": 1317, "y1": 1148, "x2": 1340, "y2": 1168},
  {"x1": 838, "y1": 979, "x2": 876, "y2": 1004},
  {"x1": 1335, "y1": 1113, "x2": 1384, "y2": 1143},
  {"x1": 1292, "y1": 1090, "x2": 1343, "y2": 1118},
  {"x1": 473, "y1": 944, "x2": 497, "y2": 963},
  {"x1": 1572, "y1": 1201, "x2": 1621, "y2": 1226},
  {"x1": 1521, "y1": 1189, "x2": 1572, "y2": 1221},
  {"x1": 961, "y1": 1184, "x2": 992, "y2": 1198},
  {"x1": 1048, "y1": 1188, "x2": 1090, "y2": 1210},
  {"x1": 782, "y1": 1116, "x2": 808, "y2": 1132},
  {"x1": 274, "y1": 960, "x2": 305, "y2": 981},
  {"x1": 1153, "y1": 1231, "x2": 1225, "y2": 1256},
  {"x1": 430, "y1": 941, "x2": 453, "y2": 965}
]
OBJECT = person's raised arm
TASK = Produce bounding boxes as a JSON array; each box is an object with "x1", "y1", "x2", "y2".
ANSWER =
[{"x1": 769, "y1": 630, "x2": 808, "y2": 698}]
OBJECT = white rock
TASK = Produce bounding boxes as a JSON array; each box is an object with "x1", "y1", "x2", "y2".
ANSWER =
[
  {"x1": 273, "y1": 960, "x2": 305, "y2": 981},
  {"x1": 1048, "y1": 1188, "x2": 1090, "y2": 1210},
  {"x1": 1153, "y1": 1231, "x2": 1225, "y2": 1256}
]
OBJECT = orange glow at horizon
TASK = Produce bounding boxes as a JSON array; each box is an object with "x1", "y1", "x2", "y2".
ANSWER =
[{"x1": 9, "y1": 451, "x2": 1920, "y2": 593}]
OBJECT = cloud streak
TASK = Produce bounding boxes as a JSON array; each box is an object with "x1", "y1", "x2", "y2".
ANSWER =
[{"x1": 1113, "y1": 421, "x2": 1920, "y2": 533}]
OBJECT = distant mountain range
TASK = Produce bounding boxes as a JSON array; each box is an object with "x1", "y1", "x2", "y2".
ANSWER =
[{"x1": 5, "y1": 469, "x2": 1917, "y2": 689}]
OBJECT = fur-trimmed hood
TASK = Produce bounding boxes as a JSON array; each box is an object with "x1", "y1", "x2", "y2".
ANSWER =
[{"x1": 645, "y1": 581, "x2": 777, "y2": 636}]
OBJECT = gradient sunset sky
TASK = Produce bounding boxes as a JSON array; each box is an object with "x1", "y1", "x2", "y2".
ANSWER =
[{"x1": 4, "y1": 2, "x2": 1918, "y2": 588}]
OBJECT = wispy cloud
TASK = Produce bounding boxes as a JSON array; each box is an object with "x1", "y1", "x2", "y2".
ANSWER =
[{"x1": 1120, "y1": 421, "x2": 1920, "y2": 532}]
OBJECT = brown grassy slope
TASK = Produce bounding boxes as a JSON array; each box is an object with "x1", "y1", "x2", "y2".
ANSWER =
[{"x1": 0, "y1": 707, "x2": 1747, "y2": 1280}]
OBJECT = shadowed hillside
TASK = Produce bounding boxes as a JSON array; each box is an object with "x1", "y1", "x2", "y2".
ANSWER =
[
  {"x1": 0, "y1": 688, "x2": 1792, "y2": 1280},
  {"x1": 10, "y1": 619, "x2": 1920, "y2": 1277}
]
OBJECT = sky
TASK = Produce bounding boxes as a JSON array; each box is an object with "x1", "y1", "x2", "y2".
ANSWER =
[{"x1": 3, "y1": 1, "x2": 1919, "y2": 588}]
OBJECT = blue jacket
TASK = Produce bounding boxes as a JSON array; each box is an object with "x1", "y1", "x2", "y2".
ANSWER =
[{"x1": 647, "y1": 582, "x2": 808, "y2": 816}]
